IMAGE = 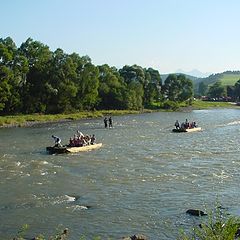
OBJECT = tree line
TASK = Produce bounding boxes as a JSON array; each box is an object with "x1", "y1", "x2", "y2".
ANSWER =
[
  {"x1": 198, "y1": 80, "x2": 240, "y2": 101},
  {"x1": 0, "y1": 37, "x2": 193, "y2": 115}
]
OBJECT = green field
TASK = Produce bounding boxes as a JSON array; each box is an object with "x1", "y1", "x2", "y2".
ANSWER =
[
  {"x1": 191, "y1": 100, "x2": 236, "y2": 109},
  {"x1": 219, "y1": 73, "x2": 240, "y2": 86}
]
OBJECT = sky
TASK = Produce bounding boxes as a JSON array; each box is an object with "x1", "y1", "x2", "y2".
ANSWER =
[{"x1": 1, "y1": 0, "x2": 240, "y2": 76}]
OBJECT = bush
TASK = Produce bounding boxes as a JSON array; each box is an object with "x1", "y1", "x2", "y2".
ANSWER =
[
  {"x1": 162, "y1": 100, "x2": 179, "y2": 110},
  {"x1": 179, "y1": 206, "x2": 240, "y2": 240}
]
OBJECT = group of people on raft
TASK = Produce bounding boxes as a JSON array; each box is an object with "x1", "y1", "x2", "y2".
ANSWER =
[
  {"x1": 68, "y1": 130, "x2": 96, "y2": 147},
  {"x1": 174, "y1": 119, "x2": 197, "y2": 130},
  {"x1": 52, "y1": 130, "x2": 96, "y2": 148}
]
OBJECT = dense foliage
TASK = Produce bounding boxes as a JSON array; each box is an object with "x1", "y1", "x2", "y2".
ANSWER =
[
  {"x1": 0, "y1": 37, "x2": 194, "y2": 115},
  {"x1": 194, "y1": 71, "x2": 240, "y2": 99},
  {"x1": 198, "y1": 79, "x2": 240, "y2": 101}
]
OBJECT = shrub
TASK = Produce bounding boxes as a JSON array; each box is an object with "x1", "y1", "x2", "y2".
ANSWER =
[
  {"x1": 162, "y1": 100, "x2": 179, "y2": 110},
  {"x1": 179, "y1": 206, "x2": 240, "y2": 240}
]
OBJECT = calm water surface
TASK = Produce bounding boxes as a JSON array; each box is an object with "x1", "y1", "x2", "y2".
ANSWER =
[{"x1": 1, "y1": 109, "x2": 240, "y2": 239}]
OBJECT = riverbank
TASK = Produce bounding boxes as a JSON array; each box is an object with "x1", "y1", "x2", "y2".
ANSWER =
[
  {"x1": 0, "y1": 109, "x2": 149, "y2": 128},
  {"x1": 190, "y1": 99, "x2": 238, "y2": 109},
  {"x1": 0, "y1": 101, "x2": 238, "y2": 128}
]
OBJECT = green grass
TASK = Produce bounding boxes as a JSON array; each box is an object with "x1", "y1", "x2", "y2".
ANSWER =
[
  {"x1": 0, "y1": 110, "x2": 142, "y2": 127},
  {"x1": 191, "y1": 100, "x2": 237, "y2": 109},
  {"x1": 219, "y1": 73, "x2": 240, "y2": 86}
]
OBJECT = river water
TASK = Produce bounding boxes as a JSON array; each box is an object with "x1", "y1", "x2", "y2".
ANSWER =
[{"x1": 0, "y1": 109, "x2": 240, "y2": 239}]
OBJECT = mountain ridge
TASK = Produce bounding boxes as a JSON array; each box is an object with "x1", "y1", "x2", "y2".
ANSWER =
[{"x1": 175, "y1": 69, "x2": 211, "y2": 78}]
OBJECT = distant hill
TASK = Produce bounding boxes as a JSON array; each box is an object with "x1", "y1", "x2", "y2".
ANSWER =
[
  {"x1": 161, "y1": 73, "x2": 198, "y2": 83},
  {"x1": 194, "y1": 71, "x2": 240, "y2": 86},
  {"x1": 161, "y1": 71, "x2": 240, "y2": 86},
  {"x1": 175, "y1": 69, "x2": 211, "y2": 78},
  {"x1": 161, "y1": 71, "x2": 240, "y2": 95}
]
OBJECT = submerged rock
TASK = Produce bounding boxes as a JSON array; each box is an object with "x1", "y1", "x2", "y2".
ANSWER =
[
  {"x1": 122, "y1": 234, "x2": 148, "y2": 240},
  {"x1": 186, "y1": 209, "x2": 207, "y2": 216}
]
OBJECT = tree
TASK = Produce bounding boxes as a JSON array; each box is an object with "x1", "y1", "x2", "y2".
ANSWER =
[
  {"x1": 119, "y1": 65, "x2": 145, "y2": 109},
  {"x1": 0, "y1": 37, "x2": 28, "y2": 114},
  {"x1": 0, "y1": 38, "x2": 15, "y2": 112},
  {"x1": 0, "y1": 66, "x2": 12, "y2": 111},
  {"x1": 226, "y1": 85, "x2": 235, "y2": 101},
  {"x1": 123, "y1": 81, "x2": 144, "y2": 110},
  {"x1": 207, "y1": 81, "x2": 226, "y2": 99},
  {"x1": 234, "y1": 79, "x2": 240, "y2": 101},
  {"x1": 177, "y1": 74, "x2": 193, "y2": 102},
  {"x1": 119, "y1": 65, "x2": 145, "y2": 85},
  {"x1": 198, "y1": 81, "x2": 208, "y2": 96},
  {"x1": 46, "y1": 48, "x2": 78, "y2": 113},
  {"x1": 76, "y1": 62, "x2": 99, "y2": 110},
  {"x1": 163, "y1": 74, "x2": 180, "y2": 101},
  {"x1": 163, "y1": 74, "x2": 193, "y2": 102},
  {"x1": 144, "y1": 68, "x2": 162, "y2": 106},
  {"x1": 19, "y1": 38, "x2": 52, "y2": 113},
  {"x1": 98, "y1": 64, "x2": 126, "y2": 109}
]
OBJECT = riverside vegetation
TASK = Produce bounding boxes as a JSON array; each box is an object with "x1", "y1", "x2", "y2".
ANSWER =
[
  {"x1": 1, "y1": 36, "x2": 240, "y2": 126},
  {"x1": 0, "y1": 37, "x2": 193, "y2": 116},
  {"x1": 0, "y1": 110, "x2": 140, "y2": 127}
]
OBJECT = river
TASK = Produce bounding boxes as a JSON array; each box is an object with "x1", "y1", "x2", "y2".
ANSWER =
[{"x1": 0, "y1": 108, "x2": 240, "y2": 239}]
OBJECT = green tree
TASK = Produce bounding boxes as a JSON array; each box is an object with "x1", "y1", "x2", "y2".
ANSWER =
[
  {"x1": 19, "y1": 38, "x2": 52, "y2": 113},
  {"x1": 69, "y1": 53, "x2": 99, "y2": 111},
  {"x1": 46, "y1": 48, "x2": 78, "y2": 113},
  {"x1": 177, "y1": 74, "x2": 193, "y2": 102},
  {"x1": 119, "y1": 65, "x2": 145, "y2": 85},
  {"x1": 123, "y1": 81, "x2": 144, "y2": 110},
  {"x1": 234, "y1": 79, "x2": 240, "y2": 101},
  {"x1": 144, "y1": 68, "x2": 162, "y2": 106},
  {"x1": 0, "y1": 66, "x2": 12, "y2": 111},
  {"x1": 119, "y1": 65, "x2": 145, "y2": 109},
  {"x1": 163, "y1": 74, "x2": 193, "y2": 102},
  {"x1": 0, "y1": 37, "x2": 28, "y2": 114},
  {"x1": 163, "y1": 74, "x2": 181, "y2": 101},
  {"x1": 207, "y1": 81, "x2": 226, "y2": 99},
  {"x1": 198, "y1": 81, "x2": 208, "y2": 96},
  {"x1": 77, "y1": 62, "x2": 99, "y2": 110},
  {"x1": 0, "y1": 38, "x2": 14, "y2": 112},
  {"x1": 98, "y1": 64, "x2": 126, "y2": 109}
]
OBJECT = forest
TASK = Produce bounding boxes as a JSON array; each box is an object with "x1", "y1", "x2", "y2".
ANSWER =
[{"x1": 0, "y1": 37, "x2": 194, "y2": 115}]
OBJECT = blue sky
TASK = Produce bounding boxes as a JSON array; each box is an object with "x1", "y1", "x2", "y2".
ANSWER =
[{"x1": 1, "y1": 0, "x2": 240, "y2": 76}]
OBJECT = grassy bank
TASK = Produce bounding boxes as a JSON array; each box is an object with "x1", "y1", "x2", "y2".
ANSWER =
[
  {"x1": 0, "y1": 110, "x2": 144, "y2": 128},
  {"x1": 191, "y1": 100, "x2": 237, "y2": 109},
  {"x1": 0, "y1": 101, "x2": 238, "y2": 128}
]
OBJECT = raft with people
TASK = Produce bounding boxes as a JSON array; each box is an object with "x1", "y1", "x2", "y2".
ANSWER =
[
  {"x1": 172, "y1": 127, "x2": 202, "y2": 133},
  {"x1": 46, "y1": 142, "x2": 103, "y2": 154},
  {"x1": 172, "y1": 119, "x2": 201, "y2": 133},
  {"x1": 46, "y1": 131, "x2": 102, "y2": 154}
]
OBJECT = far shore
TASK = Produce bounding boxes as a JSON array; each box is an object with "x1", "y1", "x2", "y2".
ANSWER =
[
  {"x1": 0, "y1": 109, "x2": 147, "y2": 128},
  {"x1": 0, "y1": 101, "x2": 239, "y2": 128}
]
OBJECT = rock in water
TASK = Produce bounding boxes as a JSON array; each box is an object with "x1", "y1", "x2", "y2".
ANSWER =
[{"x1": 186, "y1": 209, "x2": 207, "y2": 216}]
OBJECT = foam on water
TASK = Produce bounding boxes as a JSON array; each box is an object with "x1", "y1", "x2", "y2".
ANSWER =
[{"x1": 227, "y1": 120, "x2": 240, "y2": 125}]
